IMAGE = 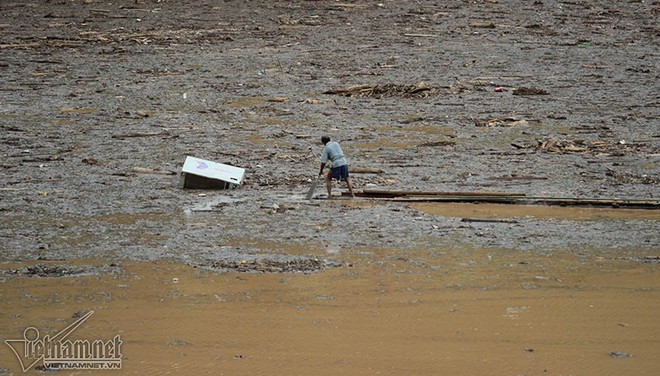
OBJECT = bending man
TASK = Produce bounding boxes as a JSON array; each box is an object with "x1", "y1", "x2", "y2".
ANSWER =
[{"x1": 318, "y1": 135, "x2": 356, "y2": 198}]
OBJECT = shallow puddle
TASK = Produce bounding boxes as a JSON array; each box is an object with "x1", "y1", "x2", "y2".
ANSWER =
[
  {"x1": 409, "y1": 202, "x2": 660, "y2": 221},
  {"x1": 1, "y1": 248, "x2": 658, "y2": 375}
]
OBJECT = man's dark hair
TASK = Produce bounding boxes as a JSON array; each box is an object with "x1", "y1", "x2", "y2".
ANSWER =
[{"x1": 321, "y1": 136, "x2": 331, "y2": 144}]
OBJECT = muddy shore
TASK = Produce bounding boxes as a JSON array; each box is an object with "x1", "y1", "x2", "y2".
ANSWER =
[
  {"x1": 1, "y1": 0, "x2": 658, "y2": 263},
  {"x1": 0, "y1": 0, "x2": 658, "y2": 374}
]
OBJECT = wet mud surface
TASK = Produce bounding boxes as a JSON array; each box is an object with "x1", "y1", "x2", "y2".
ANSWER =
[{"x1": 0, "y1": 0, "x2": 659, "y2": 374}]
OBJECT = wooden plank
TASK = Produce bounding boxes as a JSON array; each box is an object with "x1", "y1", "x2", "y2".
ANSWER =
[
  {"x1": 361, "y1": 189, "x2": 526, "y2": 198},
  {"x1": 529, "y1": 199, "x2": 660, "y2": 209},
  {"x1": 382, "y1": 197, "x2": 519, "y2": 203},
  {"x1": 0, "y1": 43, "x2": 40, "y2": 49},
  {"x1": 348, "y1": 190, "x2": 660, "y2": 209},
  {"x1": 111, "y1": 130, "x2": 170, "y2": 139},
  {"x1": 461, "y1": 218, "x2": 519, "y2": 224},
  {"x1": 350, "y1": 167, "x2": 384, "y2": 174}
]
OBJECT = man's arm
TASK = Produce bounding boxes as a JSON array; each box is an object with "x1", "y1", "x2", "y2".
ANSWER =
[{"x1": 319, "y1": 145, "x2": 330, "y2": 177}]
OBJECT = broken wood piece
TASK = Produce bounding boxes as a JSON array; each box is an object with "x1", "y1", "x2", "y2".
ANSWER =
[
  {"x1": 361, "y1": 189, "x2": 526, "y2": 198},
  {"x1": 403, "y1": 33, "x2": 440, "y2": 38},
  {"x1": 475, "y1": 118, "x2": 528, "y2": 127},
  {"x1": 329, "y1": 3, "x2": 368, "y2": 8},
  {"x1": 510, "y1": 143, "x2": 531, "y2": 149},
  {"x1": 323, "y1": 82, "x2": 436, "y2": 99},
  {"x1": 350, "y1": 189, "x2": 659, "y2": 209},
  {"x1": 59, "y1": 107, "x2": 98, "y2": 114},
  {"x1": 132, "y1": 167, "x2": 176, "y2": 175},
  {"x1": 324, "y1": 84, "x2": 376, "y2": 96},
  {"x1": 0, "y1": 43, "x2": 40, "y2": 49},
  {"x1": 417, "y1": 140, "x2": 456, "y2": 147},
  {"x1": 112, "y1": 130, "x2": 170, "y2": 139},
  {"x1": 350, "y1": 167, "x2": 384, "y2": 174},
  {"x1": 461, "y1": 218, "x2": 519, "y2": 224},
  {"x1": 468, "y1": 20, "x2": 496, "y2": 28},
  {"x1": 488, "y1": 175, "x2": 548, "y2": 181},
  {"x1": 513, "y1": 87, "x2": 549, "y2": 96},
  {"x1": 563, "y1": 144, "x2": 588, "y2": 152},
  {"x1": 374, "y1": 196, "x2": 520, "y2": 203},
  {"x1": 539, "y1": 138, "x2": 590, "y2": 153}
]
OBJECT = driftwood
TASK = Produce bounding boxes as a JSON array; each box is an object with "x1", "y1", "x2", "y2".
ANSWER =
[
  {"x1": 468, "y1": 20, "x2": 496, "y2": 29},
  {"x1": 131, "y1": 167, "x2": 176, "y2": 175},
  {"x1": 461, "y1": 218, "x2": 519, "y2": 224},
  {"x1": 0, "y1": 43, "x2": 40, "y2": 49},
  {"x1": 513, "y1": 87, "x2": 549, "y2": 96},
  {"x1": 403, "y1": 33, "x2": 440, "y2": 38},
  {"x1": 361, "y1": 189, "x2": 526, "y2": 198},
  {"x1": 350, "y1": 167, "x2": 384, "y2": 174},
  {"x1": 417, "y1": 140, "x2": 456, "y2": 147},
  {"x1": 323, "y1": 82, "x2": 436, "y2": 99},
  {"x1": 474, "y1": 118, "x2": 529, "y2": 127},
  {"x1": 112, "y1": 130, "x2": 170, "y2": 139},
  {"x1": 488, "y1": 175, "x2": 548, "y2": 181}
]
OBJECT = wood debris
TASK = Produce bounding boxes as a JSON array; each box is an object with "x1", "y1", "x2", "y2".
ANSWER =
[
  {"x1": 0, "y1": 43, "x2": 40, "y2": 49},
  {"x1": 132, "y1": 167, "x2": 176, "y2": 175},
  {"x1": 474, "y1": 118, "x2": 529, "y2": 127},
  {"x1": 323, "y1": 82, "x2": 437, "y2": 99},
  {"x1": 350, "y1": 167, "x2": 384, "y2": 174},
  {"x1": 540, "y1": 138, "x2": 587, "y2": 153},
  {"x1": 461, "y1": 218, "x2": 519, "y2": 224},
  {"x1": 513, "y1": 87, "x2": 549, "y2": 96},
  {"x1": 537, "y1": 138, "x2": 655, "y2": 155},
  {"x1": 417, "y1": 140, "x2": 456, "y2": 147},
  {"x1": 468, "y1": 20, "x2": 496, "y2": 28},
  {"x1": 112, "y1": 130, "x2": 170, "y2": 139},
  {"x1": 351, "y1": 189, "x2": 660, "y2": 209}
]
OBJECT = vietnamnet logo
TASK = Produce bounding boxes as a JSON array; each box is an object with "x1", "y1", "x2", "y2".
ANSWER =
[{"x1": 4, "y1": 311, "x2": 122, "y2": 372}]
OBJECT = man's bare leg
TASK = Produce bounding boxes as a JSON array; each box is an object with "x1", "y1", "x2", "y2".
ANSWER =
[
  {"x1": 345, "y1": 176, "x2": 356, "y2": 198},
  {"x1": 325, "y1": 174, "x2": 332, "y2": 198}
]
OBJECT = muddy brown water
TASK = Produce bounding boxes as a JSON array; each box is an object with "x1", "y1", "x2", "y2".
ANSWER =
[{"x1": 1, "y1": 245, "x2": 659, "y2": 375}]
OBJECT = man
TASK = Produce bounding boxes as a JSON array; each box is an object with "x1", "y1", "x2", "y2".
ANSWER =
[{"x1": 318, "y1": 135, "x2": 356, "y2": 198}]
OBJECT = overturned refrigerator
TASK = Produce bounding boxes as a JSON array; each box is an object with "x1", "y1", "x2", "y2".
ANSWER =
[{"x1": 179, "y1": 156, "x2": 245, "y2": 189}]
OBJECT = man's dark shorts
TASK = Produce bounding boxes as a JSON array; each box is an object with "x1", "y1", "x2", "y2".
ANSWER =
[{"x1": 329, "y1": 165, "x2": 349, "y2": 180}]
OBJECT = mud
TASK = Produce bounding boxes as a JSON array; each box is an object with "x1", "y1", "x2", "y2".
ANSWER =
[{"x1": 0, "y1": 0, "x2": 659, "y2": 374}]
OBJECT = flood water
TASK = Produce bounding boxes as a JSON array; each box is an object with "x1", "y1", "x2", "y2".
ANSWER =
[{"x1": 1, "y1": 244, "x2": 658, "y2": 375}]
